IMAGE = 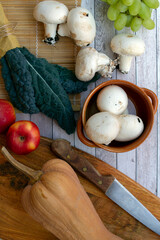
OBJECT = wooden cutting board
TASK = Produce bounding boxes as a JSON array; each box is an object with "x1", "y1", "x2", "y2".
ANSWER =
[{"x1": 0, "y1": 134, "x2": 160, "y2": 240}]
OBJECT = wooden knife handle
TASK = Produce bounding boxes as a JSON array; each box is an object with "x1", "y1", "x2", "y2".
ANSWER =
[{"x1": 51, "y1": 139, "x2": 115, "y2": 193}]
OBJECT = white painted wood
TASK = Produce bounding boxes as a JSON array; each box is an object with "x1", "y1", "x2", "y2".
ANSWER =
[
  {"x1": 52, "y1": 120, "x2": 75, "y2": 146},
  {"x1": 117, "y1": 150, "x2": 136, "y2": 180},
  {"x1": 16, "y1": 113, "x2": 30, "y2": 121},
  {"x1": 136, "y1": 10, "x2": 158, "y2": 195},
  {"x1": 157, "y1": 5, "x2": 160, "y2": 198},
  {"x1": 31, "y1": 113, "x2": 53, "y2": 139}
]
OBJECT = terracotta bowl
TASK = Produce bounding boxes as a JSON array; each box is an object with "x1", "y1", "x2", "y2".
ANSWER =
[{"x1": 77, "y1": 79, "x2": 158, "y2": 153}]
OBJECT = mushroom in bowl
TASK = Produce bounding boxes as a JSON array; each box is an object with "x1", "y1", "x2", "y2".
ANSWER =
[
  {"x1": 77, "y1": 80, "x2": 158, "y2": 153},
  {"x1": 85, "y1": 112, "x2": 120, "y2": 146},
  {"x1": 75, "y1": 47, "x2": 118, "y2": 81},
  {"x1": 85, "y1": 85, "x2": 144, "y2": 146},
  {"x1": 33, "y1": 0, "x2": 69, "y2": 45},
  {"x1": 58, "y1": 7, "x2": 96, "y2": 47},
  {"x1": 115, "y1": 114, "x2": 144, "y2": 142},
  {"x1": 110, "y1": 34, "x2": 145, "y2": 74},
  {"x1": 97, "y1": 85, "x2": 128, "y2": 115}
]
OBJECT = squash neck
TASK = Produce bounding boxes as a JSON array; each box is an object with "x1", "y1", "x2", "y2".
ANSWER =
[{"x1": 1, "y1": 146, "x2": 43, "y2": 183}]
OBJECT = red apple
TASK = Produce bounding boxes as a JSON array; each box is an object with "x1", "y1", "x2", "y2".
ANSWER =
[
  {"x1": 6, "y1": 120, "x2": 40, "y2": 155},
  {"x1": 0, "y1": 99, "x2": 16, "y2": 133}
]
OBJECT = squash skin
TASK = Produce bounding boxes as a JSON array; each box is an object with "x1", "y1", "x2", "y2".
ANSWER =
[{"x1": 22, "y1": 159, "x2": 122, "y2": 240}]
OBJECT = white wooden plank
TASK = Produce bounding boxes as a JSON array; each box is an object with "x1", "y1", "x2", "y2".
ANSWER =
[
  {"x1": 136, "y1": 10, "x2": 158, "y2": 195},
  {"x1": 116, "y1": 28, "x2": 136, "y2": 180},
  {"x1": 95, "y1": 150, "x2": 118, "y2": 167},
  {"x1": 74, "y1": 0, "x2": 96, "y2": 155},
  {"x1": 94, "y1": 0, "x2": 117, "y2": 167},
  {"x1": 117, "y1": 151, "x2": 136, "y2": 180},
  {"x1": 31, "y1": 113, "x2": 53, "y2": 139},
  {"x1": 16, "y1": 113, "x2": 30, "y2": 121},
  {"x1": 52, "y1": 119, "x2": 75, "y2": 146},
  {"x1": 157, "y1": 6, "x2": 160, "y2": 198}
]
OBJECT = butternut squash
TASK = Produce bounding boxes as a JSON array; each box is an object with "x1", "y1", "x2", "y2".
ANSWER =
[{"x1": 1, "y1": 147, "x2": 122, "y2": 240}]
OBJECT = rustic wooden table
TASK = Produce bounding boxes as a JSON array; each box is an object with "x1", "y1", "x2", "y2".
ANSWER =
[{"x1": 16, "y1": 0, "x2": 160, "y2": 198}]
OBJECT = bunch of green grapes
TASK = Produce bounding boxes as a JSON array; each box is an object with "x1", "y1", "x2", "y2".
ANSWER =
[{"x1": 102, "y1": 0, "x2": 159, "y2": 31}]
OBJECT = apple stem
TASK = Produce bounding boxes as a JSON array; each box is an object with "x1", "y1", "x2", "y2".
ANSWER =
[{"x1": 1, "y1": 146, "x2": 43, "y2": 183}]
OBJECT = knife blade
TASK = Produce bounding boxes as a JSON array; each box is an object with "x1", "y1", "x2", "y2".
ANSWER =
[{"x1": 51, "y1": 139, "x2": 160, "y2": 236}]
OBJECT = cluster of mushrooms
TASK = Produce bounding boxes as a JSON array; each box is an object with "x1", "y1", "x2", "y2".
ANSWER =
[
  {"x1": 85, "y1": 85, "x2": 144, "y2": 145},
  {"x1": 33, "y1": 0, "x2": 145, "y2": 80}
]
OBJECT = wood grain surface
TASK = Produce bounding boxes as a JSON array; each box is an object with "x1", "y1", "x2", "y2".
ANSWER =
[{"x1": 0, "y1": 134, "x2": 160, "y2": 240}]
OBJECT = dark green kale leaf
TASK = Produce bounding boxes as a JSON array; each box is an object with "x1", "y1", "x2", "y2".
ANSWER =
[
  {"x1": 54, "y1": 65, "x2": 100, "y2": 94},
  {"x1": 1, "y1": 51, "x2": 39, "y2": 114},
  {"x1": 1, "y1": 48, "x2": 76, "y2": 134},
  {"x1": 20, "y1": 47, "x2": 100, "y2": 94}
]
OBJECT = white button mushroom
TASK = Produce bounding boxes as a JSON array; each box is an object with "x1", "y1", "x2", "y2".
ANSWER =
[
  {"x1": 115, "y1": 114, "x2": 144, "y2": 142},
  {"x1": 33, "y1": 1, "x2": 69, "y2": 45},
  {"x1": 58, "y1": 7, "x2": 96, "y2": 47},
  {"x1": 75, "y1": 47, "x2": 118, "y2": 81},
  {"x1": 110, "y1": 34, "x2": 145, "y2": 74},
  {"x1": 85, "y1": 112, "x2": 120, "y2": 145},
  {"x1": 97, "y1": 85, "x2": 128, "y2": 115}
]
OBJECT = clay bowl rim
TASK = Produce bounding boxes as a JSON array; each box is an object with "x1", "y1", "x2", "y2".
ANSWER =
[{"x1": 81, "y1": 79, "x2": 156, "y2": 153}]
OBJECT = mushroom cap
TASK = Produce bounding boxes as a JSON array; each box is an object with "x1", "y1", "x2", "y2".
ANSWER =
[
  {"x1": 97, "y1": 85, "x2": 128, "y2": 115},
  {"x1": 115, "y1": 114, "x2": 144, "y2": 142},
  {"x1": 67, "y1": 7, "x2": 96, "y2": 47},
  {"x1": 110, "y1": 33, "x2": 145, "y2": 56},
  {"x1": 33, "y1": 0, "x2": 69, "y2": 24},
  {"x1": 85, "y1": 112, "x2": 120, "y2": 145},
  {"x1": 75, "y1": 47, "x2": 99, "y2": 81}
]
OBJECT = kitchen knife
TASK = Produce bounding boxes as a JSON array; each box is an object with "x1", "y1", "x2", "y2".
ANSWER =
[{"x1": 51, "y1": 139, "x2": 160, "y2": 236}]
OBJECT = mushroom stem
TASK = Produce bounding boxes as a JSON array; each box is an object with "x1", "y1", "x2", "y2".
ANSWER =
[
  {"x1": 1, "y1": 146, "x2": 43, "y2": 183},
  {"x1": 110, "y1": 34, "x2": 145, "y2": 74},
  {"x1": 119, "y1": 55, "x2": 133, "y2": 74},
  {"x1": 33, "y1": 1, "x2": 69, "y2": 46},
  {"x1": 43, "y1": 23, "x2": 58, "y2": 44},
  {"x1": 97, "y1": 53, "x2": 111, "y2": 68},
  {"x1": 97, "y1": 53, "x2": 118, "y2": 78},
  {"x1": 58, "y1": 23, "x2": 70, "y2": 37}
]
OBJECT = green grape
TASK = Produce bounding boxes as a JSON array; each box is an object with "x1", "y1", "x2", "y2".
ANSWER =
[
  {"x1": 139, "y1": 2, "x2": 151, "y2": 20},
  {"x1": 122, "y1": 0, "x2": 134, "y2": 6},
  {"x1": 116, "y1": 0, "x2": 128, "y2": 12},
  {"x1": 129, "y1": 0, "x2": 141, "y2": 16},
  {"x1": 142, "y1": 18, "x2": 155, "y2": 29},
  {"x1": 143, "y1": 0, "x2": 159, "y2": 9},
  {"x1": 131, "y1": 17, "x2": 142, "y2": 31},
  {"x1": 126, "y1": 15, "x2": 133, "y2": 27},
  {"x1": 107, "y1": 0, "x2": 119, "y2": 5},
  {"x1": 103, "y1": 0, "x2": 157, "y2": 32},
  {"x1": 107, "y1": 5, "x2": 120, "y2": 21},
  {"x1": 114, "y1": 13, "x2": 127, "y2": 30}
]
